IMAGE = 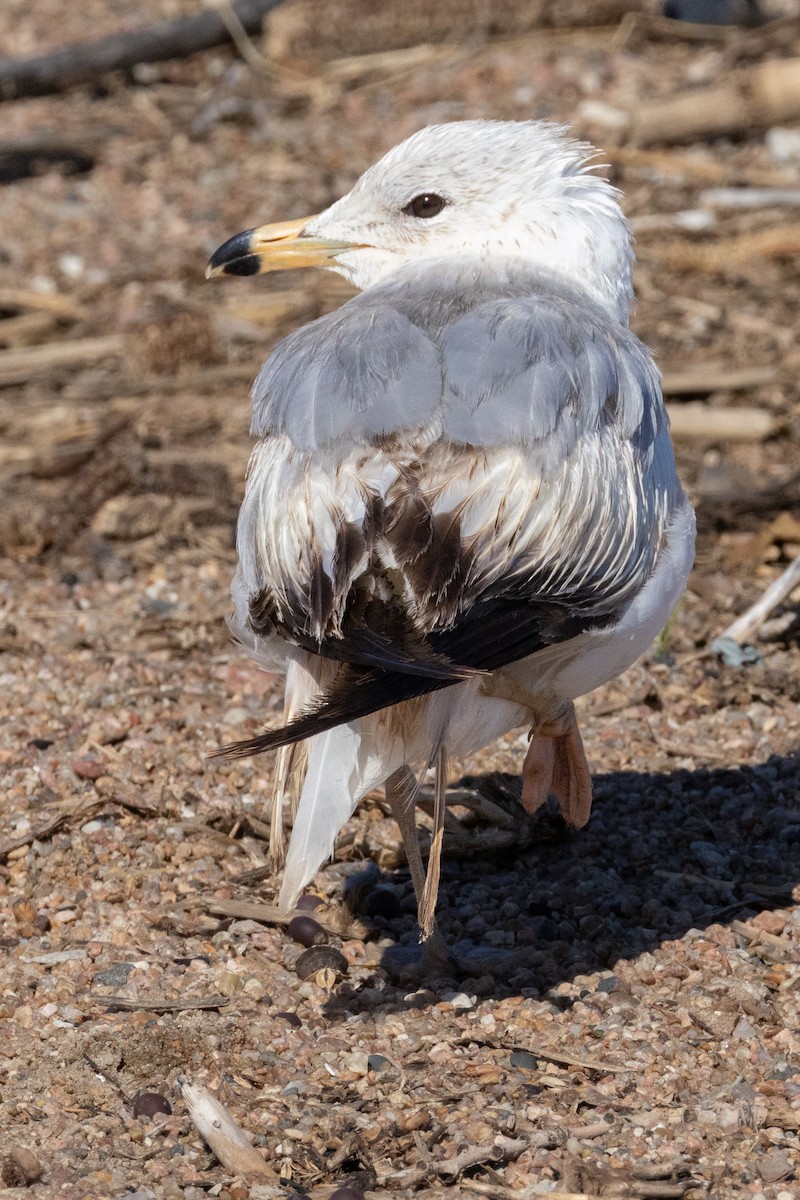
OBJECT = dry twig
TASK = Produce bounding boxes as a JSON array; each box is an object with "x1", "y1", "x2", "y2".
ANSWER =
[
  {"x1": 715, "y1": 553, "x2": 800, "y2": 646},
  {"x1": 0, "y1": 0, "x2": 286, "y2": 100},
  {"x1": 180, "y1": 1079, "x2": 275, "y2": 1180}
]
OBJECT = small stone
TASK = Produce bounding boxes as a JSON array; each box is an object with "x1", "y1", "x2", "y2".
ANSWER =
[
  {"x1": 758, "y1": 1149, "x2": 792, "y2": 1184},
  {"x1": 343, "y1": 1051, "x2": 370, "y2": 1075},
  {"x1": 328, "y1": 1188, "x2": 365, "y2": 1200},
  {"x1": 509, "y1": 1049, "x2": 539, "y2": 1072},
  {"x1": 2, "y1": 1147, "x2": 43, "y2": 1186},
  {"x1": 766, "y1": 127, "x2": 800, "y2": 162},
  {"x1": 275, "y1": 1011, "x2": 302, "y2": 1028},
  {"x1": 442, "y1": 991, "x2": 474, "y2": 1010},
  {"x1": 71, "y1": 757, "x2": 107, "y2": 780},
  {"x1": 750, "y1": 910, "x2": 786, "y2": 935},
  {"x1": 94, "y1": 962, "x2": 135, "y2": 987},
  {"x1": 242, "y1": 978, "x2": 268, "y2": 1001},
  {"x1": 296, "y1": 893, "x2": 325, "y2": 910},
  {"x1": 596, "y1": 975, "x2": 622, "y2": 993},
  {"x1": 13, "y1": 1005, "x2": 33, "y2": 1028},
  {"x1": 132, "y1": 1091, "x2": 172, "y2": 1119},
  {"x1": 217, "y1": 969, "x2": 245, "y2": 996},
  {"x1": 367, "y1": 1054, "x2": 392, "y2": 1072}
]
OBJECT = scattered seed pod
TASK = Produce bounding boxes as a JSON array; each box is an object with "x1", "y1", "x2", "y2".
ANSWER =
[
  {"x1": 294, "y1": 945, "x2": 348, "y2": 981},
  {"x1": 295, "y1": 893, "x2": 325, "y2": 910},
  {"x1": 132, "y1": 1091, "x2": 173, "y2": 1119},
  {"x1": 329, "y1": 1188, "x2": 365, "y2": 1200},
  {"x1": 314, "y1": 967, "x2": 338, "y2": 990},
  {"x1": 287, "y1": 914, "x2": 327, "y2": 948}
]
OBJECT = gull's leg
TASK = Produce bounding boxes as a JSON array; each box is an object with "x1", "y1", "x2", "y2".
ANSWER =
[
  {"x1": 522, "y1": 702, "x2": 593, "y2": 828},
  {"x1": 551, "y1": 716, "x2": 593, "y2": 828},
  {"x1": 385, "y1": 765, "x2": 452, "y2": 973},
  {"x1": 268, "y1": 742, "x2": 295, "y2": 867},
  {"x1": 419, "y1": 745, "x2": 447, "y2": 941}
]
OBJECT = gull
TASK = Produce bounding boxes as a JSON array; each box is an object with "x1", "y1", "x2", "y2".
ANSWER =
[{"x1": 207, "y1": 120, "x2": 695, "y2": 962}]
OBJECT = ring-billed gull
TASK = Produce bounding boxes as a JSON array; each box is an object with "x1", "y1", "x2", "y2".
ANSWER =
[{"x1": 207, "y1": 120, "x2": 695, "y2": 961}]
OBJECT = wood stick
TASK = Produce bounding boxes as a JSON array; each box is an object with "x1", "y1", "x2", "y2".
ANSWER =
[
  {"x1": 90, "y1": 994, "x2": 231, "y2": 1012},
  {"x1": 179, "y1": 1080, "x2": 274, "y2": 1179},
  {"x1": 0, "y1": 0, "x2": 286, "y2": 102},
  {"x1": 628, "y1": 56, "x2": 800, "y2": 145},
  {"x1": 716, "y1": 552, "x2": 800, "y2": 645},
  {"x1": 0, "y1": 287, "x2": 88, "y2": 319},
  {"x1": 700, "y1": 187, "x2": 800, "y2": 209},
  {"x1": 661, "y1": 364, "x2": 776, "y2": 395},
  {"x1": 0, "y1": 311, "x2": 58, "y2": 347},
  {"x1": 0, "y1": 334, "x2": 122, "y2": 387},
  {"x1": 649, "y1": 224, "x2": 800, "y2": 272},
  {"x1": 666, "y1": 403, "x2": 778, "y2": 442},
  {"x1": 201, "y1": 895, "x2": 368, "y2": 939},
  {"x1": 603, "y1": 144, "x2": 797, "y2": 187}
]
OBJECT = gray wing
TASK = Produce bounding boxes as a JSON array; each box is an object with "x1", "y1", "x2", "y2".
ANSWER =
[
  {"x1": 251, "y1": 270, "x2": 663, "y2": 458},
  {"x1": 229, "y1": 272, "x2": 679, "y2": 753},
  {"x1": 440, "y1": 295, "x2": 662, "y2": 462},
  {"x1": 251, "y1": 304, "x2": 441, "y2": 448}
]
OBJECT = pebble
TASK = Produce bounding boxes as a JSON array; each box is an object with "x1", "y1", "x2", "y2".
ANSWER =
[
  {"x1": 766, "y1": 127, "x2": 800, "y2": 162},
  {"x1": 1, "y1": 1147, "x2": 43, "y2": 1186},
  {"x1": 94, "y1": 962, "x2": 135, "y2": 987},
  {"x1": 442, "y1": 991, "x2": 475, "y2": 1010},
  {"x1": 750, "y1": 910, "x2": 786, "y2": 935},
  {"x1": 216, "y1": 969, "x2": 245, "y2": 996},
  {"x1": 132, "y1": 1092, "x2": 173, "y2": 1119},
  {"x1": 342, "y1": 1051, "x2": 370, "y2": 1075}
]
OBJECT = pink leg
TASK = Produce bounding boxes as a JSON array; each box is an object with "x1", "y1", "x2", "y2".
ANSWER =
[{"x1": 521, "y1": 706, "x2": 593, "y2": 828}]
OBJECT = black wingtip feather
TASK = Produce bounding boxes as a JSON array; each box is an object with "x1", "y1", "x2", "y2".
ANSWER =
[{"x1": 213, "y1": 666, "x2": 453, "y2": 760}]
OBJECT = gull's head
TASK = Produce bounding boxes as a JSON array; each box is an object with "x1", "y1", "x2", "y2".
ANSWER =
[{"x1": 208, "y1": 120, "x2": 633, "y2": 322}]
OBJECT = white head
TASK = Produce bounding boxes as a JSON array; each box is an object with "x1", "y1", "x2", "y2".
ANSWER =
[{"x1": 208, "y1": 120, "x2": 634, "y2": 323}]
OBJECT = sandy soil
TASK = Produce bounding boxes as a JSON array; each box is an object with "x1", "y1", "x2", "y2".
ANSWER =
[{"x1": 0, "y1": 4, "x2": 799, "y2": 1198}]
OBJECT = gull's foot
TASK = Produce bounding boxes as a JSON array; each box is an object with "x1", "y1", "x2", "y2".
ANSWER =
[{"x1": 522, "y1": 704, "x2": 593, "y2": 827}]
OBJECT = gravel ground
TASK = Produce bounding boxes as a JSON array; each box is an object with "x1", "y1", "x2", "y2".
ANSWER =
[{"x1": 1, "y1": 3, "x2": 799, "y2": 1197}]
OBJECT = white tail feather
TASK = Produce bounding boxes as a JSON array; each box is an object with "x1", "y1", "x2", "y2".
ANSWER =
[{"x1": 278, "y1": 723, "x2": 401, "y2": 912}]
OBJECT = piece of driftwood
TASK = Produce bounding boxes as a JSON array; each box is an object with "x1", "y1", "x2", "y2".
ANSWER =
[
  {"x1": 0, "y1": 335, "x2": 122, "y2": 387},
  {"x1": 0, "y1": 139, "x2": 95, "y2": 184},
  {"x1": 202, "y1": 895, "x2": 368, "y2": 939},
  {"x1": 700, "y1": 187, "x2": 800, "y2": 209},
  {"x1": 715, "y1": 553, "x2": 800, "y2": 645},
  {"x1": 602, "y1": 144, "x2": 797, "y2": 188},
  {"x1": 627, "y1": 56, "x2": 800, "y2": 145},
  {"x1": 651, "y1": 224, "x2": 800, "y2": 272},
  {"x1": 180, "y1": 1080, "x2": 274, "y2": 1180},
  {"x1": 0, "y1": 287, "x2": 88, "y2": 319},
  {"x1": 0, "y1": 311, "x2": 58, "y2": 347},
  {"x1": 666, "y1": 403, "x2": 777, "y2": 442},
  {"x1": 0, "y1": 0, "x2": 286, "y2": 101},
  {"x1": 661, "y1": 364, "x2": 776, "y2": 395},
  {"x1": 91, "y1": 994, "x2": 231, "y2": 1012}
]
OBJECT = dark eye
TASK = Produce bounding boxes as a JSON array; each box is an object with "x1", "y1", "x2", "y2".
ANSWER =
[{"x1": 402, "y1": 193, "x2": 446, "y2": 219}]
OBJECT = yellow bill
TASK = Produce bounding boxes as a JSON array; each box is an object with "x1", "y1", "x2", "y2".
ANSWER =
[{"x1": 206, "y1": 215, "x2": 359, "y2": 278}]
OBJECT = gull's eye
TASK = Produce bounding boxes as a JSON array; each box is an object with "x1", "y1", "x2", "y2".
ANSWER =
[{"x1": 402, "y1": 193, "x2": 446, "y2": 219}]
